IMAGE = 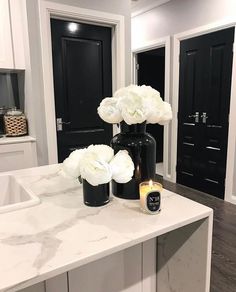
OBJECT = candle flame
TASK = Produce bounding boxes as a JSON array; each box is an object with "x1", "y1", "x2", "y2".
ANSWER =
[{"x1": 149, "y1": 180, "x2": 153, "y2": 187}]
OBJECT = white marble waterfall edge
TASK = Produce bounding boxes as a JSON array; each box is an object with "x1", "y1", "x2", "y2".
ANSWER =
[{"x1": 0, "y1": 165, "x2": 213, "y2": 291}]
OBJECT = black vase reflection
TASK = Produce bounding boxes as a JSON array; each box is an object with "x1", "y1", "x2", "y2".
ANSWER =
[
  {"x1": 83, "y1": 180, "x2": 110, "y2": 207},
  {"x1": 111, "y1": 121, "x2": 156, "y2": 200}
]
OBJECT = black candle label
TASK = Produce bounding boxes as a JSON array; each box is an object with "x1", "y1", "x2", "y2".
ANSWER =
[{"x1": 147, "y1": 191, "x2": 161, "y2": 212}]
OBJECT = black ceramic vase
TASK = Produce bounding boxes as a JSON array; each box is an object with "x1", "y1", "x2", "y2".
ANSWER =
[
  {"x1": 111, "y1": 121, "x2": 156, "y2": 200},
  {"x1": 83, "y1": 180, "x2": 110, "y2": 207}
]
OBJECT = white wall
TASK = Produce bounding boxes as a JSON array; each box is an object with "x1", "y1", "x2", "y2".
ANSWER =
[
  {"x1": 24, "y1": 0, "x2": 131, "y2": 165},
  {"x1": 132, "y1": 0, "x2": 236, "y2": 49},
  {"x1": 131, "y1": 0, "x2": 236, "y2": 204}
]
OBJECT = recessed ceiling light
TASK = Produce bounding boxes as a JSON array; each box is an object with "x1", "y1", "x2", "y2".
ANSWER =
[{"x1": 68, "y1": 22, "x2": 79, "y2": 33}]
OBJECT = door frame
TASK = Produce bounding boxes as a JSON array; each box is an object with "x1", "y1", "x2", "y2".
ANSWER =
[
  {"x1": 132, "y1": 36, "x2": 171, "y2": 181},
  {"x1": 172, "y1": 20, "x2": 236, "y2": 204},
  {"x1": 38, "y1": 0, "x2": 125, "y2": 164}
]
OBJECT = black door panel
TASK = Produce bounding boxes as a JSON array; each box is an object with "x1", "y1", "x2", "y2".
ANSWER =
[
  {"x1": 137, "y1": 47, "x2": 165, "y2": 163},
  {"x1": 177, "y1": 27, "x2": 234, "y2": 199},
  {"x1": 51, "y1": 19, "x2": 112, "y2": 162}
]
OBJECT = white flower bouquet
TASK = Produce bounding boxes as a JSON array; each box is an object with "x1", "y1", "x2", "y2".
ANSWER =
[
  {"x1": 62, "y1": 144, "x2": 134, "y2": 186},
  {"x1": 97, "y1": 84, "x2": 172, "y2": 125}
]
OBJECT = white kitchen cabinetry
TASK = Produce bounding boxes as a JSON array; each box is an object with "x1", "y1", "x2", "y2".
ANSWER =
[
  {"x1": 19, "y1": 243, "x2": 150, "y2": 292},
  {"x1": 19, "y1": 275, "x2": 68, "y2": 292},
  {"x1": 0, "y1": 136, "x2": 37, "y2": 171},
  {"x1": 0, "y1": 0, "x2": 14, "y2": 69},
  {"x1": 0, "y1": 0, "x2": 25, "y2": 69},
  {"x1": 68, "y1": 244, "x2": 143, "y2": 292}
]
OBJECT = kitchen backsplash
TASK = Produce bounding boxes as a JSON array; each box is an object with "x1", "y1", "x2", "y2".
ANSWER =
[{"x1": 0, "y1": 72, "x2": 24, "y2": 110}]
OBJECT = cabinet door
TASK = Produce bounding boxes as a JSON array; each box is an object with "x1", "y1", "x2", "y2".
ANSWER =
[
  {"x1": 45, "y1": 274, "x2": 68, "y2": 292},
  {"x1": 18, "y1": 282, "x2": 45, "y2": 292},
  {"x1": 9, "y1": 0, "x2": 25, "y2": 69},
  {"x1": 68, "y1": 244, "x2": 142, "y2": 292},
  {"x1": 18, "y1": 274, "x2": 68, "y2": 292},
  {"x1": 0, "y1": 142, "x2": 37, "y2": 172},
  {"x1": 0, "y1": 0, "x2": 14, "y2": 69}
]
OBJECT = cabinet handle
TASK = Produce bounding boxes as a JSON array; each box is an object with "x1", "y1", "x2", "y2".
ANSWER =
[
  {"x1": 188, "y1": 112, "x2": 199, "y2": 123},
  {"x1": 201, "y1": 112, "x2": 208, "y2": 124}
]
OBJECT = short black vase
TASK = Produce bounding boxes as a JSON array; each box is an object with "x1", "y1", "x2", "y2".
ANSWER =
[
  {"x1": 111, "y1": 121, "x2": 156, "y2": 200},
  {"x1": 83, "y1": 180, "x2": 110, "y2": 207}
]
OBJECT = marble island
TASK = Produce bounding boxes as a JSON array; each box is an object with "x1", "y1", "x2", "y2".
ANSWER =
[{"x1": 0, "y1": 165, "x2": 213, "y2": 292}]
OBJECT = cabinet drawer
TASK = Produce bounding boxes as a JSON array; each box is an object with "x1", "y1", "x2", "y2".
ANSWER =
[{"x1": 0, "y1": 142, "x2": 37, "y2": 172}]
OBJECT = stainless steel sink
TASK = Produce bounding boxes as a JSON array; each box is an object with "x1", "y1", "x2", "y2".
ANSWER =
[{"x1": 0, "y1": 174, "x2": 40, "y2": 214}]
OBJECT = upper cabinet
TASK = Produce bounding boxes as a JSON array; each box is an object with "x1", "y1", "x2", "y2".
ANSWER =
[
  {"x1": 0, "y1": 0, "x2": 25, "y2": 70},
  {"x1": 0, "y1": 0, "x2": 14, "y2": 69}
]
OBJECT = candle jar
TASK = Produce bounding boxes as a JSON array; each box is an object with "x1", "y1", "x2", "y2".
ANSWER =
[{"x1": 139, "y1": 181, "x2": 162, "y2": 214}]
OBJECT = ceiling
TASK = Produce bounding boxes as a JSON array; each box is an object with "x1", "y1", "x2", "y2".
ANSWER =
[{"x1": 131, "y1": 0, "x2": 172, "y2": 17}]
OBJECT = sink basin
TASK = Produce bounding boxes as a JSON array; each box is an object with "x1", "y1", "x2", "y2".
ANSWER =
[{"x1": 0, "y1": 174, "x2": 40, "y2": 214}]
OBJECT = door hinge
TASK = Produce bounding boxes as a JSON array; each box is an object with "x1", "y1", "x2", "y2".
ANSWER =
[{"x1": 136, "y1": 63, "x2": 139, "y2": 70}]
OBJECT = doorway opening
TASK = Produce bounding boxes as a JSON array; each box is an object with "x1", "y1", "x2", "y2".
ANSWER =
[{"x1": 136, "y1": 47, "x2": 165, "y2": 176}]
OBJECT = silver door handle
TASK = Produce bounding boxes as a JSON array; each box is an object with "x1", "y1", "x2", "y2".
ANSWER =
[
  {"x1": 188, "y1": 112, "x2": 199, "y2": 123},
  {"x1": 201, "y1": 112, "x2": 208, "y2": 124},
  {"x1": 56, "y1": 118, "x2": 71, "y2": 131}
]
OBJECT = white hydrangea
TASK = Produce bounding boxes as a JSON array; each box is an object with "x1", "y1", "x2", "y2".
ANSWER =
[
  {"x1": 110, "y1": 150, "x2": 134, "y2": 183},
  {"x1": 62, "y1": 148, "x2": 87, "y2": 178},
  {"x1": 98, "y1": 84, "x2": 172, "y2": 125},
  {"x1": 61, "y1": 145, "x2": 134, "y2": 186},
  {"x1": 87, "y1": 144, "x2": 114, "y2": 163},
  {"x1": 80, "y1": 152, "x2": 112, "y2": 186},
  {"x1": 158, "y1": 102, "x2": 173, "y2": 125},
  {"x1": 97, "y1": 97, "x2": 122, "y2": 124}
]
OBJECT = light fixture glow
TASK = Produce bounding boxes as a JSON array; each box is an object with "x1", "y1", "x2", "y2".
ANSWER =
[{"x1": 68, "y1": 22, "x2": 79, "y2": 33}]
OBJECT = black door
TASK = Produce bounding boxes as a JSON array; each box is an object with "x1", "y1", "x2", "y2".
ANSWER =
[
  {"x1": 51, "y1": 19, "x2": 112, "y2": 162},
  {"x1": 137, "y1": 47, "x2": 165, "y2": 163},
  {"x1": 177, "y1": 28, "x2": 234, "y2": 199}
]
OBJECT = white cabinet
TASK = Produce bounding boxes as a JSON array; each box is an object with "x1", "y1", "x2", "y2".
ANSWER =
[
  {"x1": 18, "y1": 242, "x2": 156, "y2": 292},
  {"x1": 0, "y1": 0, "x2": 25, "y2": 69},
  {"x1": 0, "y1": 0, "x2": 14, "y2": 69},
  {"x1": 9, "y1": 0, "x2": 25, "y2": 69},
  {"x1": 0, "y1": 137, "x2": 37, "y2": 172},
  {"x1": 18, "y1": 275, "x2": 68, "y2": 292},
  {"x1": 68, "y1": 244, "x2": 143, "y2": 292}
]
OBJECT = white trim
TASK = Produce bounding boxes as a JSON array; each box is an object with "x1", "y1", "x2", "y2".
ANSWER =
[
  {"x1": 132, "y1": 37, "x2": 171, "y2": 181},
  {"x1": 172, "y1": 19, "x2": 236, "y2": 204},
  {"x1": 38, "y1": 0, "x2": 125, "y2": 164}
]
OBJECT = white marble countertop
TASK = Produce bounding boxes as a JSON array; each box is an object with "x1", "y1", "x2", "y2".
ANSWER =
[{"x1": 0, "y1": 165, "x2": 213, "y2": 291}]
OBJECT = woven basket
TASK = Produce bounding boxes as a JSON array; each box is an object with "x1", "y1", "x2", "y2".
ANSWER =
[{"x1": 4, "y1": 115, "x2": 28, "y2": 137}]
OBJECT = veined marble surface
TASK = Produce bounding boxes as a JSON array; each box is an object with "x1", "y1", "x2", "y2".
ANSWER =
[{"x1": 0, "y1": 164, "x2": 212, "y2": 291}]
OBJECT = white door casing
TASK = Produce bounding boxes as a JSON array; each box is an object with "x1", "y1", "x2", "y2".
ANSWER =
[
  {"x1": 38, "y1": 0, "x2": 125, "y2": 164},
  {"x1": 132, "y1": 37, "x2": 171, "y2": 181}
]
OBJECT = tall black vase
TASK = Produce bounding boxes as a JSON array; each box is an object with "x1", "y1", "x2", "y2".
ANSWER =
[
  {"x1": 83, "y1": 180, "x2": 110, "y2": 207},
  {"x1": 111, "y1": 121, "x2": 156, "y2": 200}
]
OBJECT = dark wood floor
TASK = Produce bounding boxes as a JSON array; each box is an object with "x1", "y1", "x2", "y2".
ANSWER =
[{"x1": 158, "y1": 176, "x2": 236, "y2": 292}]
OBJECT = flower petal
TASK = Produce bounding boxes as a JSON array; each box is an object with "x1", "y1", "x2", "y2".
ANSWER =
[
  {"x1": 80, "y1": 152, "x2": 112, "y2": 186},
  {"x1": 97, "y1": 97, "x2": 123, "y2": 124},
  {"x1": 110, "y1": 150, "x2": 134, "y2": 183}
]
